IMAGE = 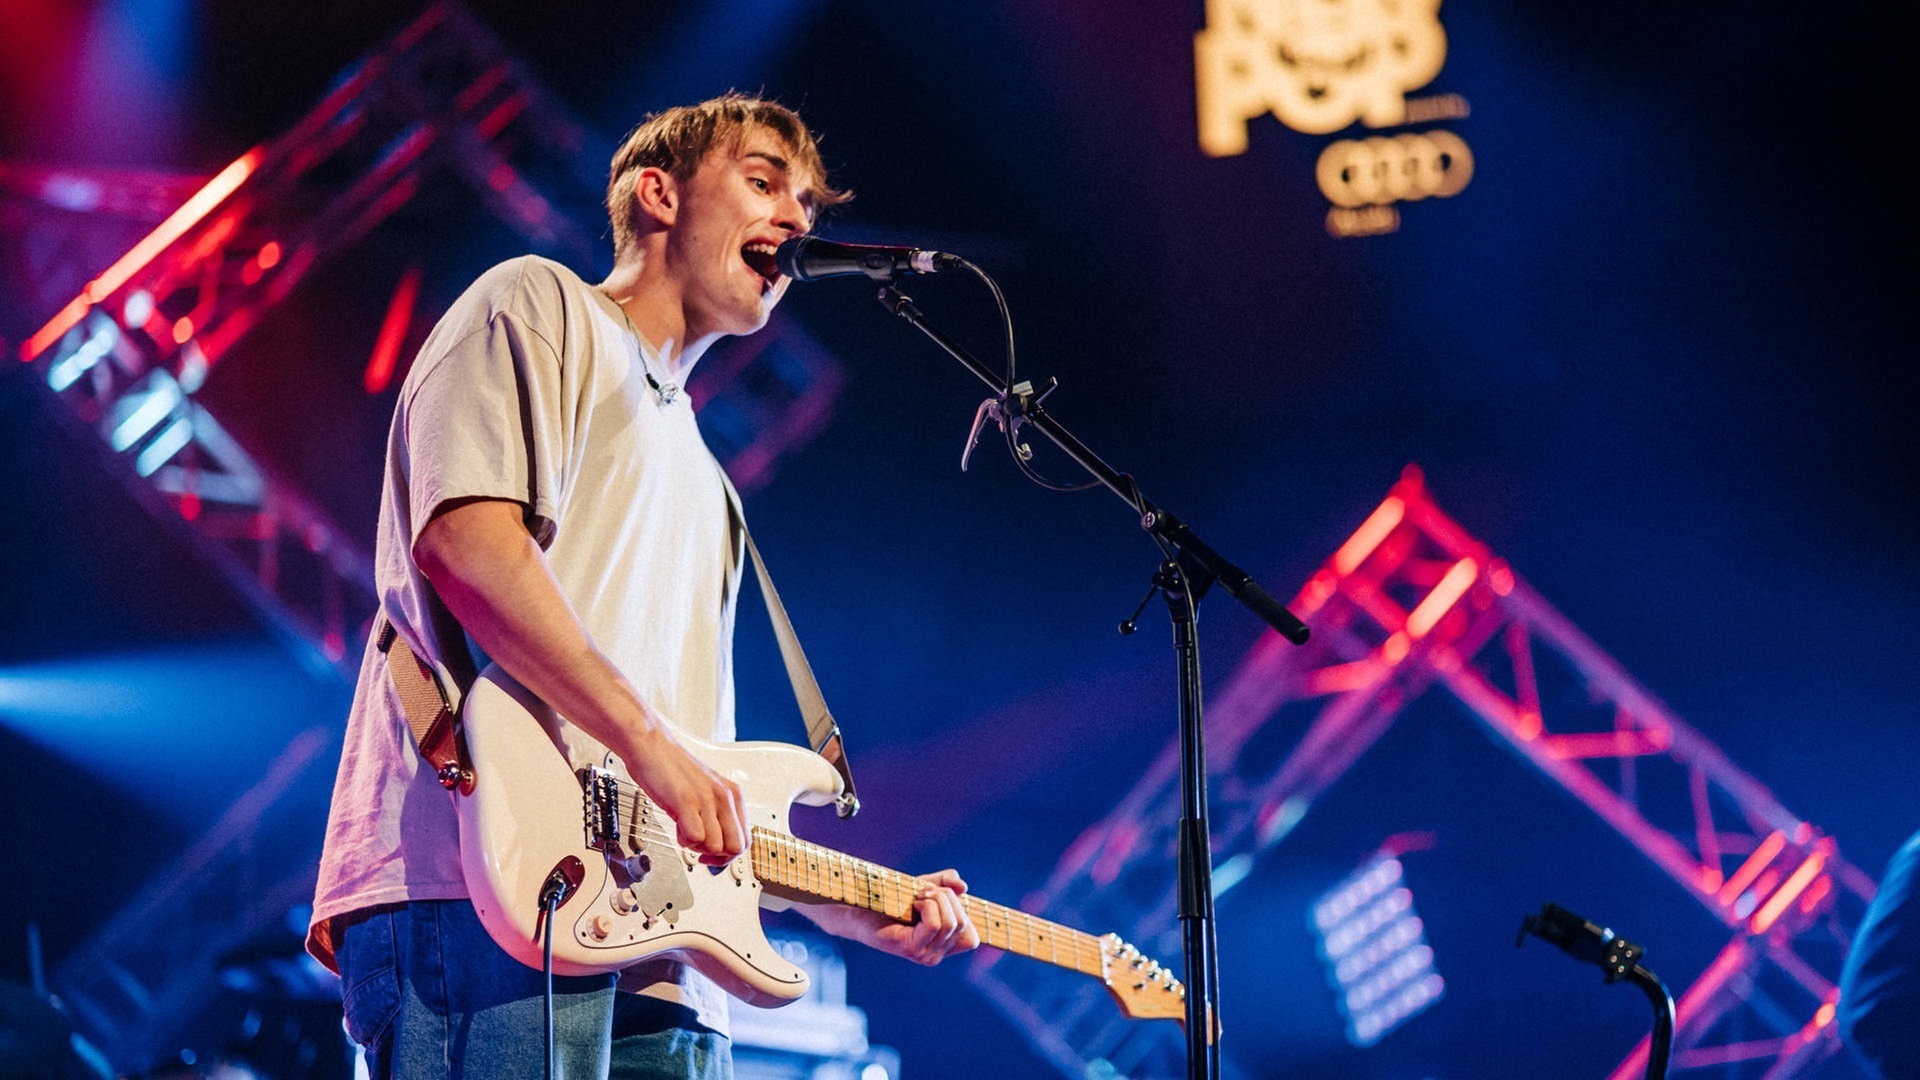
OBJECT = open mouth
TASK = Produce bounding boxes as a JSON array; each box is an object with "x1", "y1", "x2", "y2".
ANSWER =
[{"x1": 741, "y1": 243, "x2": 781, "y2": 290}]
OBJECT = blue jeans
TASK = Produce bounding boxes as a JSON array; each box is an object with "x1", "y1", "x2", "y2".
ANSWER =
[{"x1": 336, "y1": 900, "x2": 730, "y2": 1079}]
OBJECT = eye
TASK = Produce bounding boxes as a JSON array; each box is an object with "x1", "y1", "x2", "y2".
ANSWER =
[{"x1": 749, "y1": 177, "x2": 770, "y2": 193}]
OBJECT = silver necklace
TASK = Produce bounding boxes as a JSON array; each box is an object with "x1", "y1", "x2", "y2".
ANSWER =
[{"x1": 601, "y1": 289, "x2": 679, "y2": 405}]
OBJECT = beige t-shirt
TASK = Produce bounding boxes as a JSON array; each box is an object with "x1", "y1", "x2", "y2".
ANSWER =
[{"x1": 307, "y1": 255, "x2": 742, "y2": 1033}]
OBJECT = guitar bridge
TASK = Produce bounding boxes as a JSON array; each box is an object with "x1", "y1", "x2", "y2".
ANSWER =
[{"x1": 581, "y1": 767, "x2": 621, "y2": 852}]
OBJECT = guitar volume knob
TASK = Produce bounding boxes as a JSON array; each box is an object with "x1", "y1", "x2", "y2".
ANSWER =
[
  {"x1": 589, "y1": 914, "x2": 614, "y2": 941},
  {"x1": 610, "y1": 886, "x2": 639, "y2": 914}
]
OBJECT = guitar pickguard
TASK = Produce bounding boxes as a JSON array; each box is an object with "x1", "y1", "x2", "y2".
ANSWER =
[{"x1": 575, "y1": 763, "x2": 696, "y2": 942}]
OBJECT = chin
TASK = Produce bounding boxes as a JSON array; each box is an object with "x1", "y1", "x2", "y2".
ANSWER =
[
  {"x1": 736, "y1": 306, "x2": 774, "y2": 335},
  {"x1": 743, "y1": 294, "x2": 784, "y2": 332}
]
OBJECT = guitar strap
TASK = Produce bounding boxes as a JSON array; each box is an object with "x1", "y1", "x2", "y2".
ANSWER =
[
  {"x1": 377, "y1": 618, "x2": 475, "y2": 795},
  {"x1": 714, "y1": 466, "x2": 862, "y2": 819},
  {"x1": 379, "y1": 468, "x2": 861, "y2": 817}
]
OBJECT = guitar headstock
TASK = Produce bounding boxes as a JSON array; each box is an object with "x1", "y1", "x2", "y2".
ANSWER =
[{"x1": 1098, "y1": 933, "x2": 1186, "y2": 1024}]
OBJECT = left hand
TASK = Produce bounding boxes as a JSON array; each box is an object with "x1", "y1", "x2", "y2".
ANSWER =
[{"x1": 808, "y1": 868, "x2": 982, "y2": 966}]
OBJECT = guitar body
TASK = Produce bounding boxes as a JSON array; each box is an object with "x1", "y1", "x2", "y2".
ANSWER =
[{"x1": 455, "y1": 664, "x2": 843, "y2": 1007}]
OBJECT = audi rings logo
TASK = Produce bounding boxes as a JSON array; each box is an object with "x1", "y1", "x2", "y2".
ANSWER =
[{"x1": 1316, "y1": 130, "x2": 1473, "y2": 209}]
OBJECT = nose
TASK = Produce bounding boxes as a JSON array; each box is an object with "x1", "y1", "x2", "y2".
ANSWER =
[{"x1": 773, "y1": 191, "x2": 809, "y2": 236}]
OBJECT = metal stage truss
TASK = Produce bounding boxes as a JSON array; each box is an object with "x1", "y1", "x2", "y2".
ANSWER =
[
  {"x1": 970, "y1": 465, "x2": 1875, "y2": 1079},
  {"x1": 8, "y1": 4, "x2": 844, "y2": 1071}
]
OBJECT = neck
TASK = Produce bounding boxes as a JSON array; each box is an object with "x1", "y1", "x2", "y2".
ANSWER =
[
  {"x1": 747, "y1": 826, "x2": 1106, "y2": 977},
  {"x1": 598, "y1": 255, "x2": 721, "y2": 377}
]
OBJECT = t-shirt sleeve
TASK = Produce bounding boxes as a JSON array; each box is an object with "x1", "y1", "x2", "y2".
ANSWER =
[{"x1": 401, "y1": 308, "x2": 568, "y2": 549}]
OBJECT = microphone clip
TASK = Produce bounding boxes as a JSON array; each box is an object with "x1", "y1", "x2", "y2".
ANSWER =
[{"x1": 959, "y1": 378, "x2": 1054, "y2": 472}]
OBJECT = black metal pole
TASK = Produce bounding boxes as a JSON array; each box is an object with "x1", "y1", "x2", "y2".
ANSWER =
[
  {"x1": 1625, "y1": 964, "x2": 1675, "y2": 1080},
  {"x1": 1162, "y1": 561, "x2": 1221, "y2": 1079}
]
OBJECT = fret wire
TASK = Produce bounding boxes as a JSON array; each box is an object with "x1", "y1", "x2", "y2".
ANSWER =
[{"x1": 823, "y1": 842, "x2": 846, "y2": 903}]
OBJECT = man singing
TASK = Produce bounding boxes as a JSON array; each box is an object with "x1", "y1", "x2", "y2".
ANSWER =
[{"x1": 307, "y1": 93, "x2": 979, "y2": 1078}]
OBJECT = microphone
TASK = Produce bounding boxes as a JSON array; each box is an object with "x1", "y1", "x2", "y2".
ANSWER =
[{"x1": 775, "y1": 236, "x2": 960, "y2": 282}]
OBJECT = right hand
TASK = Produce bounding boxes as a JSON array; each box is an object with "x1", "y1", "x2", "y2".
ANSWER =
[{"x1": 623, "y1": 721, "x2": 747, "y2": 864}]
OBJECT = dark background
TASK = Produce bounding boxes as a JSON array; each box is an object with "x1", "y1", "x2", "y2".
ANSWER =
[{"x1": 2, "y1": 1, "x2": 1914, "y2": 1076}]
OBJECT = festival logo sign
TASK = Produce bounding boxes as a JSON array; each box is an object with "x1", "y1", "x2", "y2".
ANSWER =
[{"x1": 1195, "y1": 0, "x2": 1473, "y2": 236}]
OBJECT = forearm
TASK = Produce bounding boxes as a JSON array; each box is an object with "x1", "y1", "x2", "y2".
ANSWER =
[
  {"x1": 413, "y1": 499, "x2": 663, "y2": 765},
  {"x1": 792, "y1": 900, "x2": 875, "y2": 940}
]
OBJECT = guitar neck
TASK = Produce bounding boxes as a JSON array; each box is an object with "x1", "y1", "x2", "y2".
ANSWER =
[{"x1": 751, "y1": 826, "x2": 1105, "y2": 978}]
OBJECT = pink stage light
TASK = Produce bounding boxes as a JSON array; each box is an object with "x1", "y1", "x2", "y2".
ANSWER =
[
  {"x1": 1333, "y1": 495, "x2": 1405, "y2": 576},
  {"x1": 21, "y1": 149, "x2": 261, "y2": 363},
  {"x1": 1719, "y1": 830, "x2": 1785, "y2": 905},
  {"x1": 1751, "y1": 850, "x2": 1826, "y2": 934},
  {"x1": 1405, "y1": 557, "x2": 1476, "y2": 638},
  {"x1": 364, "y1": 265, "x2": 421, "y2": 394}
]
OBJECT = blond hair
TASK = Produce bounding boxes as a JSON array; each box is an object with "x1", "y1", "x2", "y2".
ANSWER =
[{"x1": 606, "y1": 93, "x2": 851, "y2": 257}]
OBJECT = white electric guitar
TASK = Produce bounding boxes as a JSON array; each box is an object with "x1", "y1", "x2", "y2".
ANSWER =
[{"x1": 454, "y1": 664, "x2": 1186, "y2": 1024}]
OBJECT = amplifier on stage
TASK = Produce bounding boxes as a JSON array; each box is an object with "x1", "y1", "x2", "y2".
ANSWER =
[{"x1": 729, "y1": 931, "x2": 902, "y2": 1080}]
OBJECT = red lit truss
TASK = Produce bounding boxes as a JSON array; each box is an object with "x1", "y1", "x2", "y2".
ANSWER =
[
  {"x1": 10, "y1": 3, "x2": 843, "y2": 684},
  {"x1": 969, "y1": 466, "x2": 1873, "y2": 1079},
  {"x1": 12, "y1": 2, "x2": 609, "y2": 681}
]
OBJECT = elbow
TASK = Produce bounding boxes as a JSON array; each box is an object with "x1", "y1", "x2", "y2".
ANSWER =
[{"x1": 411, "y1": 520, "x2": 460, "y2": 592}]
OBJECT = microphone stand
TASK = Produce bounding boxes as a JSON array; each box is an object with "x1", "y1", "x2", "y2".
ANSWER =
[
  {"x1": 873, "y1": 283, "x2": 1309, "y2": 1080},
  {"x1": 1516, "y1": 903, "x2": 1676, "y2": 1080}
]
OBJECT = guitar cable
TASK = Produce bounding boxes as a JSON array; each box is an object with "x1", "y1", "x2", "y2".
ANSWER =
[
  {"x1": 543, "y1": 895, "x2": 557, "y2": 1080},
  {"x1": 536, "y1": 871, "x2": 572, "y2": 1080}
]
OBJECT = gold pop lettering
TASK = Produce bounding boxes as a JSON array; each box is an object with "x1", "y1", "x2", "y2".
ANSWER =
[{"x1": 1196, "y1": 0, "x2": 1450, "y2": 155}]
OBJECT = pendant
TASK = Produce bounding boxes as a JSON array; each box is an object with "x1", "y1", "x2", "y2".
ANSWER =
[{"x1": 645, "y1": 372, "x2": 680, "y2": 405}]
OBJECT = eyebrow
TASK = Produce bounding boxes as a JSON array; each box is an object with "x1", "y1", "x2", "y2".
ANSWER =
[{"x1": 743, "y1": 150, "x2": 819, "y2": 220}]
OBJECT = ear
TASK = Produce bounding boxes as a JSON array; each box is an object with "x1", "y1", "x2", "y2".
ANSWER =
[{"x1": 632, "y1": 166, "x2": 678, "y2": 229}]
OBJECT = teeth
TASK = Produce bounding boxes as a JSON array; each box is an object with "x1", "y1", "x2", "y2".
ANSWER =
[{"x1": 742, "y1": 242, "x2": 780, "y2": 287}]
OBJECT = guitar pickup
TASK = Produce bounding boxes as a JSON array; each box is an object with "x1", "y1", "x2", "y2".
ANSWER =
[{"x1": 581, "y1": 767, "x2": 622, "y2": 852}]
